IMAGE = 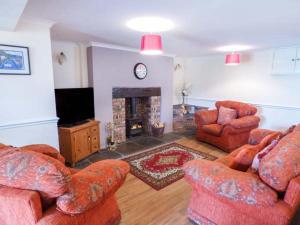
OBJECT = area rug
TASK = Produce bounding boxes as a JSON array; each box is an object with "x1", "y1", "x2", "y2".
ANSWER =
[{"x1": 123, "y1": 143, "x2": 217, "y2": 190}]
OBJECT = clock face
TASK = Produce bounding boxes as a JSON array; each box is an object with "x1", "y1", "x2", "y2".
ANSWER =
[{"x1": 134, "y1": 63, "x2": 147, "y2": 79}]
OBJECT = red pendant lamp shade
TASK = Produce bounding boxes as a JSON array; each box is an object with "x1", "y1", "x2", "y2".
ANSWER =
[
  {"x1": 140, "y1": 34, "x2": 163, "y2": 55},
  {"x1": 225, "y1": 53, "x2": 240, "y2": 65}
]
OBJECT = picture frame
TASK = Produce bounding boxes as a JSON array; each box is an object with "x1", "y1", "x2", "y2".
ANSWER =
[{"x1": 0, "y1": 44, "x2": 31, "y2": 75}]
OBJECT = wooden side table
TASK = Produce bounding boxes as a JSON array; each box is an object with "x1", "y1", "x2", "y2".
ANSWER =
[{"x1": 58, "y1": 120, "x2": 100, "y2": 166}]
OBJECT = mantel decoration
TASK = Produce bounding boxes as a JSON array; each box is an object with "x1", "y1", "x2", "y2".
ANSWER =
[
  {"x1": 0, "y1": 44, "x2": 31, "y2": 75},
  {"x1": 179, "y1": 83, "x2": 192, "y2": 116},
  {"x1": 105, "y1": 122, "x2": 117, "y2": 151}
]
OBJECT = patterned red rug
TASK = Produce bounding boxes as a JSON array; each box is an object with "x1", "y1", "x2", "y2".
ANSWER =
[{"x1": 123, "y1": 143, "x2": 217, "y2": 190}]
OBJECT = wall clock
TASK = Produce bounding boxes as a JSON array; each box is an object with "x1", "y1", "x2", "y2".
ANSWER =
[{"x1": 134, "y1": 63, "x2": 147, "y2": 80}]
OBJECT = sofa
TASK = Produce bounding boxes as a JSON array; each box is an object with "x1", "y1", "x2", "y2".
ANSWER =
[
  {"x1": 184, "y1": 126, "x2": 300, "y2": 225},
  {"x1": 0, "y1": 144, "x2": 129, "y2": 225},
  {"x1": 195, "y1": 100, "x2": 260, "y2": 152}
]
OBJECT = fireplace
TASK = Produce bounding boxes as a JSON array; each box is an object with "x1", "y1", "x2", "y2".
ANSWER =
[
  {"x1": 112, "y1": 87, "x2": 161, "y2": 142},
  {"x1": 126, "y1": 97, "x2": 143, "y2": 138}
]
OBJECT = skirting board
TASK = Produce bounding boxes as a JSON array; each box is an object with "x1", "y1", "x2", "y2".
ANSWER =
[
  {"x1": 187, "y1": 97, "x2": 300, "y2": 130},
  {"x1": 0, "y1": 117, "x2": 59, "y2": 148}
]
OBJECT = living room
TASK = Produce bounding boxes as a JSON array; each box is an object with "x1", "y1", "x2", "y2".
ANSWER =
[{"x1": 0, "y1": 1, "x2": 300, "y2": 225}]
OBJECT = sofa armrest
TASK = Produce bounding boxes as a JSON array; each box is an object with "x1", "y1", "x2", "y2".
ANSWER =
[
  {"x1": 195, "y1": 109, "x2": 218, "y2": 125},
  {"x1": 184, "y1": 159, "x2": 278, "y2": 207},
  {"x1": 248, "y1": 129, "x2": 279, "y2": 145},
  {"x1": 232, "y1": 132, "x2": 281, "y2": 171},
  {"x1": 57, "y1": 160, "x2": 130, "y2": 215},
  {"x1": 284, "y1": 176, "x2": 300, "y2": 210},
  {"x1": 227, "y1": 116, "x2": 260, "y2": 129},
  {"x1": 0, "y1": 186, "x2": 42, "y2": 225}
]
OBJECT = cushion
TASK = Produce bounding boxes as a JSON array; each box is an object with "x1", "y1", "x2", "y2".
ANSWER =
[
  {"x1": 217, "y1": 106, "x2": 237, "y2": 125},
  {"x1": 251, "y1": 139, "x2": 279, "y2": 172},
  {"x1": 56, "y1": 160, "x2": 129, "y2": 215},
  {"x1": 20, "y1": 144, "x2": 65, "y2": 164},
  {"x1": 202, "y1": 124, "x2": 223, "y2": 136},
  {"x1": 184, "y1": 159, "x2": 278, "y2": 207},
  {"x1": 259, "y1": 130, "x2": 300, "y2": 192},
  {"x1": 0, "y1": 148, "x2": 71, "y2": 199}
]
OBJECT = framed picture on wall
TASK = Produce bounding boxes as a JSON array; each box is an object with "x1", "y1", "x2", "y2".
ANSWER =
[{"x1": 0, "y1": 44, "x2": 31, "y2": 75}]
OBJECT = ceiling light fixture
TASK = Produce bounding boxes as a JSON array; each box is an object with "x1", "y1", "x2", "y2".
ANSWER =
[
  {"x1": 126, "y1": 17, "x2": 174, "y2": 33},
  {"x1": 140, "y1": 34, "x2": 163, "y2": 55},
  {"x1": 216, "y1": 45, "x2": 252, "y2": 52},
  {"x1": 225, "y1": 53, "x2": 240, "y2": 66}
]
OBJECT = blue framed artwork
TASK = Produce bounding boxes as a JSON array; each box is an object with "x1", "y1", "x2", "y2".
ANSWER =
[{"x1": 0, "y1": 45, "x2": 31, "y2": 75}]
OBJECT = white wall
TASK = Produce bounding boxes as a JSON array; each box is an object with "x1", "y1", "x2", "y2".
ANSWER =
[
  {"x1": 180, "y1": 49, "x2": 300, "y2": 130},
  {"x1": 52, "y1": 40, "x2": 88, "y2": 88},
  {"x1": 0, "y1": 21, "x2": 59, "y2": 147}
]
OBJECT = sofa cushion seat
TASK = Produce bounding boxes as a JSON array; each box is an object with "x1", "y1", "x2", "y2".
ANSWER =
[
  {"x1": 0, "y1": 148, "x2": 71, "y2": 199},
  {"x1": 259, "y1": 130, "x2": 300, "y2": 192},
  {"x1": 202, "y1": 124, "x2": 223, "y2": 136},
  {"x1": 184, "y1": 159, "x2": 278, "y2": 207}
]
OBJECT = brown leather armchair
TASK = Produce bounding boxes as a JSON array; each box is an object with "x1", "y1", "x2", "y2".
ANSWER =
[{"x1": 195, "y1": 100, "x2": 260, "y2": 152}]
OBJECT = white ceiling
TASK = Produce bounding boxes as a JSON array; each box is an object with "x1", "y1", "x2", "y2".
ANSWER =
[
  {"x1": 0, "y1": 0, "x2": 28, "y2": 30},
  {"x1": 21, "y1": 0, "x2": 300, "y2": 56}
]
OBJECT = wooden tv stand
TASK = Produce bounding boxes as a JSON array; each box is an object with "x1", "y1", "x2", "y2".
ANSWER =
[{"x1": 58, "y1": 120, "x2": 100, "y2": 167}]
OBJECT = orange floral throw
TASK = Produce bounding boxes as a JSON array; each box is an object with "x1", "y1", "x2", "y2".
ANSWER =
[
  {"x1": 56, "y1": 160, "x2": 130, "y2": 215},
  {"x1": 0, "y1": 148, "x2": 71, "y2": 199},
  {"x1": 123, "y1": 143, "x2": 217, "y2": 190}
]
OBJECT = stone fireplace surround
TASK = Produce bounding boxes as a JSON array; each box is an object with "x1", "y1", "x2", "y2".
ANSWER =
[{"x1": 112, "y1": 87, "x2": 161, "y2": 143}]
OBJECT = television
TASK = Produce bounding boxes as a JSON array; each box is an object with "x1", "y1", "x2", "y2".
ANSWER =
[{"x1": 55, "y1": 88, "x2": 95, "y2": 126}]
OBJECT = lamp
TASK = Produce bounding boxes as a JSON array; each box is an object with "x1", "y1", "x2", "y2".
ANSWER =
[
  {"x1": 225, "y1": 53, "x2": 240, "y2": 65},
  {"x1": 140, "y1": 34, "x2": 163, "y2": 55}
]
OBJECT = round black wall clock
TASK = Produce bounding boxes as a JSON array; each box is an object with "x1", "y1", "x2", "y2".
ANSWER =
[{"x1": 134, "y1": 63, "x2": 147, "y2": 80}]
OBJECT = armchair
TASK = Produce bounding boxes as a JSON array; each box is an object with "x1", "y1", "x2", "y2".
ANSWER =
[
  {"x1": 195, "y1": 100, "x2": 260, "y2": 152},
  {"x1": 0, "y1": 144, "x2": 129, "y2": 225}
]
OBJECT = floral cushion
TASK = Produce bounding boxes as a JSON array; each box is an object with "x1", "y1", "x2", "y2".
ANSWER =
[
  {"x1": 184, "y1": 159, "x2": 278, "y2": 207},
  {"x1": 56, "y1": 160, "x2": 130, "y2": 215},
  {"x1": 259, "y1": 130, "x2": 300, "y2": 192},
  {"x1": 217, "y1": 106, "x2": 237, "y2": 125},
  {"x1": 251, "y1": 139, "x2": 278, "y2": 171},
  {"x1": 20, "y1": 144, "x2": 65, "y2": 164},
  {"x1": 0, "y1": 148, "x2": 71, "y2": 199}
]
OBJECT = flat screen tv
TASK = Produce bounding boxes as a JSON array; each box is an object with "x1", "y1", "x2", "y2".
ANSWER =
[{"x1": 55, "y1": 88, "x2": 95, "y2": 126}]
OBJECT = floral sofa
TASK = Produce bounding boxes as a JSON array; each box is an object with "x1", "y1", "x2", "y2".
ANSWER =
[
  {"x1": 0, "y1": 144, "x2": 129, "y2": 225},
  {"x1": 184, "y1": 126, "x2": 300, "y2": 225},
  {"x1": 195, "y1": 100, "x2": 260, "y2": 152}
]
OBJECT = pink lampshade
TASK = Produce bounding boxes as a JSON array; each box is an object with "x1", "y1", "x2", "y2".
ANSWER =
[
  {"x1": 140, "y1": 34, "x2": 163, "y2": 55},
  {"x1": 225, "y1": 53, "x2": 240, "y2": 65}
]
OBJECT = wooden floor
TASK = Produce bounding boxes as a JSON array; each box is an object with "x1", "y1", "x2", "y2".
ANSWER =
[{"x1": 116, "y1": 137, "x2": 227, "y2": 225}]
